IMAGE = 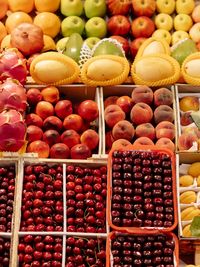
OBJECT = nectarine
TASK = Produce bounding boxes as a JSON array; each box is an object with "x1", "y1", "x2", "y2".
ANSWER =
[
  {"x1": 130, "y1": 102, "x2": 153, "y2": 125},
  {"x1": 180, "y1": 112, "x2": 193, "y2": 126},
  {"x1": 116, "y1": 96, "x2": 133, "y2": 113},
  {"x1": 106, "y1": 131, "x2": 114, "y2": 149},
  {"x1": 112, "y1": 120, "x2": 135, "y2": 141},
  {"x1": 78, "y1": 100, "x2": 99, "y2": 122},
  {"x1": 26, "y1": 113, "x2": 43, "y2": 128},
  {"x1": 61, "y1": 129, "x2": 80, "y2": 148},
  {"x1": 80, "y1": 129, "x2": 99, "y2": 150},
  {"x1": 35, "y1": 101, "x2": 54, "y2": 120},
  {"x1": 27, "y1": 140, "x2": 50, "y2": 158},
  {"x1": 105, "y1": 104, "x2": 125, "y2": 128},
  {"x1": 27, "y1": 88, "x2": 43, "y2": 105},
  {"x1": 27, "y1": 125, "x2": 43, "y2": 143},
  {"x1": 55, "y1": 100, "x2": 73, "y2": 119},
  {"x1": 104, "y1": 96, "x2": 118, "y2": 108},
  {"x1": 41, "y1": 86, "x2": 59, "y2": 103},
  {"x1": 43, "y1": 116, "x2": 62, "y2": 132},
  {"x1": 63, "y1": 114, "x2": 83, "y2": 132},
  {"x1": 42, "y1": 129, "x2": 61, "y2": 146},
  {"x1": 50, "y1": 143, "x2": 70, "y2": 159},
  {"x1": 70, "y1": 144, "x2": 91, "y2": 159},
  {"x1": 131, "y1": 85, "x2": 153, "y2": 105}
]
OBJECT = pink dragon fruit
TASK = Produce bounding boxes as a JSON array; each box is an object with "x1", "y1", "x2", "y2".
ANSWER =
[
  {"x1": 0, "y1": 109, "x2": 27, "y2": 152},
  {"x1": 0, "y1": 78, "x2": 27, "y2": 113},
  {"x1": 0, "y1": 48, "x2": 27, "y2": 84}
]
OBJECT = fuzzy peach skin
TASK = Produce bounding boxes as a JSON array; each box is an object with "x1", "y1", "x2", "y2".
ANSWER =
[
  {"x1": 156, "y1": 137, "x2": 175, "y2": 151},
  {"x1": 130, "y1": 102, "x2": 153, "y2": 125},
  {"x1": 155, "y1": 121, "x2": 175, "y2": 140},
  {"x1": 133, "y1": 136, "x2": 154, "y2": 146},
  {"x1": 154, "y1": 87, "x2": 173, "y2": 106},
  {"x1": 135, "y1": 123, "x2": 155, "y2": 140},
  {"x1": 105, "y1": 104, "x2": 125, "y2": 128},
  {"x1": 131, "y1": 85, "x2": 153, "y2": 105},
  {"x1": 154, "y1": 105, "x2": 174, "y2": 124},
  {"x1": 112, "y1": 120, "x2": 135, "y2": 141}
]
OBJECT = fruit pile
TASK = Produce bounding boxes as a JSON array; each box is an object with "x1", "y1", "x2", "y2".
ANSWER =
[
  {"x1": 25, "y1": 86, "x2": 99, "y2": 159},
  {"x1": 0, "y1": 237, "x2": 11, "y2": 266},
  {"x1": 20, "y1": 164, "x2": 64, "y2": 232},
  {"x1": 0, "y1": 164, "x2": 16, "y2": 233},
  {"x1": 66, "y1": 165, "x2": 107, "y2": 233},
  {"x1": 104, "y1": 85, "x2": 175, "y2": 153},
  {"x1": 110, "y1": 149, "x2": 175, "y2": 229},
  {"x1": 18, "y1": 234, "x2": 63, "y2": 267},
  {"x1": 66, "y1": 236, "x2": 106, "y2": 266},
  {"x1": 178, "y1": 94, "x2": 200, "y2": 151},
  {"x1": 179, "y1": 162, "x2": 200, "y2": 238},
  {"x1": 110, "y1": 233, "x2": 177, "y2": 266}
]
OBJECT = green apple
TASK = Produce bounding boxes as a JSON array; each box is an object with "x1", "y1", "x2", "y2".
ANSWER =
[
  {"x1": 155, "y1": 13, "x2": 173, "y2": 31},
  {"x1": 156, "y1": 0, "x2": 175, "y2": 14},
  {"x1": 152, "y1": 29, "x2": 171, "y2": 45},
  {"x1": 56, "y1": 37, "x2": 69, "y2": 51},
  {"x1": 84, "y1": 37, "x2": 100, "y2": 49},
  {"x1": 171, "y1": 30, "x2": 189, "y2": 45},
  {"x1": 60, "y1": 0, "x2": 83, "y2": 16},
  {"x1": 84, "y1": 0, "x2": 106, "y2": 19},
  {"x1": 174, "y1": 14, "x2": 193, "y2": 31},
  {"x1": 61, "y1": 16, "x2": 85, "y2": 37},
  {"x1": 85, "y1": 17, "x2": 107, "y2": 38},
  {"x1": 176, "y1": 0, "x2": 195, "y2": 14}
]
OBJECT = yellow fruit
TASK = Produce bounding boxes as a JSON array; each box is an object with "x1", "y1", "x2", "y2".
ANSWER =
[
  {"x1": 42, "y1": 35, "x2": 56, "y2": 52},
  {"x1": 131, "y1": 54, "x2": 180, "y2": 86},
  {"x1": 34, "y1": 12, "x2": 61, "y2": 38},
  {"x1": 180, "y1": 191, "x2": 196, "y2": 204},
  {"x1": 179, "y1": 175, "x2": 194, "y2": 187},
  {"x1": 34, "y1": 0, "x2": 60, "y2": 12},
  {"x1": 0, "y1": 22, "x2": 7, "y2": 44},
  {"x1": 181, "y1": 206, "x2": 200, "y2": 221},
  {"x1": 0, "y1": 0, "x2": 8, "y2": 20},
  {"x1": 30, "y1": 52, "x2": 80, "y2": 85},
  {"x1": 81, "y1": 55, "x2": 130, "y2": 86},
  {"x1": 182, "y1": 224, "x2": 192, "y2": 237},
  {"x1": 8, "y1": 0, "x2": 34, "y2": 13},
  {"x1": 197, "y1": 175, "x2": 200, "y2": 186},
  {"x1": 5, "y1": 12, "x2": 33, "y2": 33},
  {"x1": 0, "y1": 34, "x2": 11, "y2": 50},
  {"x1": 188, "y1": 162, "x2": 200, "y2": 177},
  {"x1": 182, "y1": 52, "x2": 200, "y2": 85}
]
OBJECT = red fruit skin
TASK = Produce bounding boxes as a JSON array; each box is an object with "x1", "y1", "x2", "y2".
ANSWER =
[
  {"x1": 50, "y1": 143, "x2": 70, "y2": 159},
  {"x1": 78, "y1": 100, "x2": 98, "y2": 122},
  {"x1": 129, "y1": 37, "x2": 147, "y2": 59},
  {"x1": 131, "y1": 16, "x2": 155, "y2": 38},
  {"x1": 110, "y1": 35, "x2": 130, "y2": 55},
  {"x1": 70, "y1": 144, "x2": 91, "y2": 159},
  {"x1": 132, "y1": 0, "x2": 156, "y2": 17},
  {"x1": 26, "y1": 113, "x2": 43, "y2": 128},
  {"x1": 55, "y1": 100, "x2": 73, "y2": 119},
  {"x1": 42, "y1": 129, "x2": 61, "y2": 146},
  {"x1": 107, "y1": 0, "x2": 131, "y2": 15},
  {"x1": 107, "y1": 15, "x2": 131, "y2": 36}
]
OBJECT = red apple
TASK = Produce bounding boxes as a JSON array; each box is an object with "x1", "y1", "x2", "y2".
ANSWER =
[
  {"x1": 110, "y1": 36, "x2": 130, "y2": 55},
  {"x1": 42, "y1": 129, "x2": 61, "y2": 146},
  {"x1": 107, "y1": 15, "x2": 131, "y2": 36},
  {"x1": 78, "y1": 100, "x2": 99, "y2": 122},
  {"x1": 55, "y1": 100, "x2": 73, "y2": 120},
  {"x1": 50, "y1": 143, "x2": 70, "y2": 159},
  {"x1": 107, "y1": 0, "x2": 131, "y2": 15},
  {"x1": 131, "y1": 16, "x2": 155, "y2": 38},
  {"x1": 132, "y1": 0, "x2": 156, "y2": 17},
  {"x1": 129, "y1": 37, "x2": 147, "y2": 59},
  {"x1": 70, "y1": 144, "x2": 91, "y2": 159}
]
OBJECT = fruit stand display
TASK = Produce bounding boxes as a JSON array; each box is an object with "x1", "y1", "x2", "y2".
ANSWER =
[{"x1": 3, "y1": 0, "x2": 200, "y2": 266}]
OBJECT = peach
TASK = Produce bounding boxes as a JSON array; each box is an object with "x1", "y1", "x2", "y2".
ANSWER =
[
  {"x1": 35, "y1": 101, "x2": 54, "y2": 120},
  {"x1": 154, "y1": 87, "x2": 173, "y2": 106},
  {"x1": 61, "y1": 129, "x2": 80, "y2": 148},
  {"x1": 112, "y1": 139, "x2": 132, "y2": 149},
  {"x1": 26, "y1": 125, "x2": 43, "y2": 143},
  {"x1": 133, "y1": 137, "x2": 154, "y2": 146},
  {"x1": 104, "y1": 96, "x2": 119, "y2": 108},
  {"x1": 42, "y1": 129, "x2": 61, "y2": 146},
  {"x1": 63, "y1": 114, "x2": 83, "y2": 132},
  {"x1": 178, "y1": 133, "x2": 198, "y2": 150},
  {"x1": 156, "y1": 138, "x2": 175, "y2": 151},
  {"x1": 78, "y1": 100, "x2": 99, "y2": 122},
  {"x1": 156, "y1": 121, "x2": 175, "y2": 140},
  {"x1": 179, "y1": 96, "x2": 199, "y2": 112},
  {"x1": 55, "y1": 100, "x2": 73, "y2": 119},
  {"x1": 154, "y1": 105, "x2": 174, "y2": 124},
  {"x1": 80, "y1": 129, "x2": 99, "y2": 150},
  {"x1": 131, "y1": 85, "x2": 153, "y2": 105},
  {"x1": 130, "y1": 102, "x2": 153, "y2": 125},
  {"x1": 180, "y1": 112, "x2": 193, "y2": 126},
  {"x1": 116, "y1": 96, "x2": 133, "y2": 113},
  {"x1": 104, "y1": 104, "x2": 125, "y2": 128},
  {"x1": 26, "y1": 88, "x2": 43, "y2": 105},
  {"x1": 43, "y1": 116, "x2": 62, "y2": 132},
  {"x1": 50, "y1": 143, "x2": 70, "y2": 159},
  {"x1": 26, "y1": 113, "x2": 43, "y2": 128},
  {"x1": 182, "y1": 127, "x2": 200, "y2": 138},
  {"x1": 106, "y1": 131, "x2": 114, "y2": 149},
  {"x1": 41, "y1": 86, "x2": 60, "y2": 103},
  {"x1": 27, "y1": 140, "x2": 50, "y2": 158},
  {"x1": 135, "y1": 123, "x2": 155, "y2": 140},
  {"x1": 112, "y1": 120, "x2": 135, "y2": 141},
  {"x1": 70, "y1": 144, "x2": 91, "y2": 159}
]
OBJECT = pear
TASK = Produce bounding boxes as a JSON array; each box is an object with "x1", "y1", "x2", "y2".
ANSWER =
[
  {"x1": 62, "y1": 33, "x2": 83, "y2": 63},
  {"x1": 61, "y1": 0, "x2": 83, "y2": 16},
  {"x1": 56, "y1": 37, "x2": 69, "y2": 52},
  {"x1": 171, "y1": 38, "x2": 198, "y2": 65},
  {"x1": 84, "y1": 0, "x2": 106, "y2": 19},
  {"x1": 92, "y1": 38, "x2": 125, "y2": 57}
]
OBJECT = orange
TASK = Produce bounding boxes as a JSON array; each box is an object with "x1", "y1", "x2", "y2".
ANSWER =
[
  {"x1": 0, "y1": 22, "x2": 7, "y2": 44},
  {"x1": 34, "y1": 12, "x2": 61, "y2": 38},
  {"x1": 8, "y1": 0, "x2": 34, "y2": 13},
  {"x1": 42, "y1": 35, "x2": 56, "y2": 52},
  {"x1": 1, "y1": 34, "x2": 11, "y2": 50},
  {"x1": 34, "y1": 0, "x2": 60, "y2": 12},
  {"x1": 0, "y1": 0, "x2": 8, "y2": 20},
  {"x1": 5, "y1": 12, "x2": 33, "y2": 33}
]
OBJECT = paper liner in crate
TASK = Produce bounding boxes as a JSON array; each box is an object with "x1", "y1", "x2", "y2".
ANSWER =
[
  {"x1": 107, "y1": 143, "x2": 178, "y2": 234},
  {"x1": 106, "y1": 231, "x2": 179, "y2": 267}
]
